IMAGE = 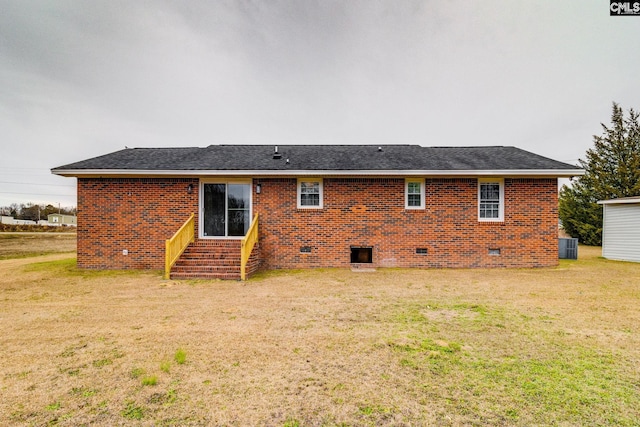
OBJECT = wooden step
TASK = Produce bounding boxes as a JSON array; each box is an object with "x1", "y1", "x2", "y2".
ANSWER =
[
  {"x1": 169, "y1": 239, "x2": 243, "y2": 280},
  {"x1": 174, "y1": 259, "x2": 239, "y2": 266},
  {"x1": 170, "y1": 272, "x2": 241, "y2": 280}
]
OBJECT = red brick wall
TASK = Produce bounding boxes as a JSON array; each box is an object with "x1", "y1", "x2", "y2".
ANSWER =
[
  {"x1": 253, "y1": 177, "x2": 558, "y2": 269},
  {"x1": 77, "y1": 178, "x2": 198, "y2": 269},
  {"x1": 77, "y1": 176, "x2": 558, "y2": 271}
]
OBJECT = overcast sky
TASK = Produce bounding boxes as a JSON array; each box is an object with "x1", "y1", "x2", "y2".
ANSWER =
[{"x1": 1, "y1": 0, "x2": 639, "y2": 208}]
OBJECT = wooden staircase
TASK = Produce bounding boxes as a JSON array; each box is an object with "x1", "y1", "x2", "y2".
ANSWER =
[{"x1": 170, "y1": 240, "x2": 242, "y2": 280}]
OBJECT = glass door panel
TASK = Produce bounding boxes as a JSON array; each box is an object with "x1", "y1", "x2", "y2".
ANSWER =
[
  {"x1": 203, "y1": 184, "x2": 225, "y2": 236},
  {"x1": 227, "y1": 184, "x2": 250, "y2": 236}
]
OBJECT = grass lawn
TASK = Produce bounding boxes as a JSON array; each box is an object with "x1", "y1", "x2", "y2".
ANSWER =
[
  {"x1": 0, "y1": 232, "x2": 76, "y2": 260},
  {"x1": 1, "y1": 242, "x2": 639, "y2": 426}
]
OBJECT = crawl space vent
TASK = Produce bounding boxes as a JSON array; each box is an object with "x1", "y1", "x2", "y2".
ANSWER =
[{"x1": 350, "y1": 247, "x2": 372, "y2": 263}]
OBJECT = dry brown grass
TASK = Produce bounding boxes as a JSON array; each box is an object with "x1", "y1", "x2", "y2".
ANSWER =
[
  {"x1": 0, "y1": 232, "x2": 76, "y2": 259},
  {"x1": 1, "y1": 243, "x2": 639, "y2": 426}
]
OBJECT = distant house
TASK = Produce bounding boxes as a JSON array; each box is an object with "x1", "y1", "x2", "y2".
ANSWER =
[
  {"x1": 47, "y1": 214, "x2": 77, "y2": 226},
  {"x1": 52, "y1": 145, "x2": 583, "y2": 279},
  {"x1": 598, "y1": 197, "x2": 640, "y2": 263},
  {"x1": 9, "y1": 219, "x2": 36, "y2": 225},
  {"x1": 1, "y1": 216, "x2": 36, "y2": 225}
]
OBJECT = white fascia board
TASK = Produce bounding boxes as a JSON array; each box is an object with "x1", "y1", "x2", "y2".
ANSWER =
[
  {"x1": 52, "y1": 168, "x2": 585, "y2": 178},
  {"x1": 598, "y1": 197, "x2": 640, "y2": 205}
]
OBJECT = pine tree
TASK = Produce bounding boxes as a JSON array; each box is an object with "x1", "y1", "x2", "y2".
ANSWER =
[{"x1": 559, "y1": 103, "x2": 640, "y2": 245}]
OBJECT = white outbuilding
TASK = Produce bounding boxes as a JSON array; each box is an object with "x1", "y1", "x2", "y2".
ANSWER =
[{"x1": 598, "y1": 196, "x2": 640, "y2": 263}]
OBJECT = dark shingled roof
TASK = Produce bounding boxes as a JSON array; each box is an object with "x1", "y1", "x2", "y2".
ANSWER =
[{"x1": 52, "y1": 145, "x2": 581, "y2": 174}]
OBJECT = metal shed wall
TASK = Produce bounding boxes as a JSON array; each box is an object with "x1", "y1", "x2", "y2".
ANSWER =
[{"x1": 602, "y1": 203, "x2": 640, "y2": 263}]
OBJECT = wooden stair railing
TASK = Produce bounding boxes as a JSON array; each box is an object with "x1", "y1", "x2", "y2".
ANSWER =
[
  {"x1": 240, "y1": 214, "x2": 259, "y2": 280},
  {"x1": 164, "y1": 213, "x2": 195, "y2": 279}
]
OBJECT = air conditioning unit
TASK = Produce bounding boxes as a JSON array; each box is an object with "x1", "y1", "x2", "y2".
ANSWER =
[{"x1": 559, "y1": 238, "x2": 578, "y2": 260}]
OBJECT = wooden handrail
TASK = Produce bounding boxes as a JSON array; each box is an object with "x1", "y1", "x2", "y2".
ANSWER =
[
  {"x1": 240, "y1": 214, "x2": 259, "y2": 280},
  {"x1": 164, "y1": 213, "x2": 195, "y2": 279}
]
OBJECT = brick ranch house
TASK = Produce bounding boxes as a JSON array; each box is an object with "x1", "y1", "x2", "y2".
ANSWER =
[{"x1": 52, "y1": 145, "x2": 583, "y2": 279}]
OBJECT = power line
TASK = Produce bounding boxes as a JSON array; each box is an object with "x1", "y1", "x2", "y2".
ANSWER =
[
  {"x1": 0, "y1": 171, "x2": 57, "y2": 175},
  {"x1": 0, "y1": 191, "x2": 75, "y2": 197},
  {"x1": 0, "y1": 166, "x2": 50, "y2": 170},
  {"x1": 0, "y1": 180, "x2": 75, "y2": 187}
]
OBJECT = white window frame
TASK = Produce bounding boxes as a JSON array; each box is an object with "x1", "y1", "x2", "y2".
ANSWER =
[
  {"x1": 405, "y1": 178, "x2": 425, "y2": 209},
  {"x1": 478, "y1": 178, "x2": 504, "y2": 222},
  {"x1": 297, "y1": 178, "x2": 323, "y2": 209}
]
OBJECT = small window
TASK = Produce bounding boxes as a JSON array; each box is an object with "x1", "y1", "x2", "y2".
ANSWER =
[
  {"x1": 300, "y1": 246, "x2": 312, "y2": 253},
  {"x1": 405, "y1": 179, "x2": 425, "y2": 209},
  {"x1": 478, "y1": 178, "x2": 504, "y2": 221},
  {"x1": 350, "y1": 247, "x2": 372, "y2": 263},
  {"x1": 298, "y1": 178, "x2": 323, "y2": 209},
  {"x1": 488, "y1": 248, "x2": 501, "y2": 256},
  {"x1": 416, "y1": 248, "x2": 428, "y2": 255}
]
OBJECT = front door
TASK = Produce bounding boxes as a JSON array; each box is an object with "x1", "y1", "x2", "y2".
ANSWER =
[{"x1": 201, "y1": 182, "x2": 251, "y2": 237}]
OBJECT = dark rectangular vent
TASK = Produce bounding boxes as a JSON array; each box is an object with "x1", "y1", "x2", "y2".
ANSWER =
[
  {"x1": 350, "y1": 247, "x2": 372, "y2": 263},
  {"x1": 300, "y1": 246, "x2": 312, "y2": 253},
  {"x1": 416, "y1": 248, "x2": 428, "y2": 255}
]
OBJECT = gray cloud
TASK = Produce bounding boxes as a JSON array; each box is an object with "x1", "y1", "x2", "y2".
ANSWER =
[{"x1": 1, "y1": 0, "x2": 638, "y2": 206}]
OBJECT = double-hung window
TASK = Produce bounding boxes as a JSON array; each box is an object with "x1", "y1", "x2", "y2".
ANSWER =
[
  {"x1": 298, "y1": 178, "x2": 323, "y2": 209},
  {"x1": 405, "y1": 179, "x2": 425, "y2": 209},
  {"x1": 478, "y1": 178, "x2": 504, "y2": 221}
]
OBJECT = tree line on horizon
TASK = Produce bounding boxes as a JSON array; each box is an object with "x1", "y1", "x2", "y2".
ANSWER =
[{"x1": 0, "y1": 203, "x2": 77, "y2": 222}]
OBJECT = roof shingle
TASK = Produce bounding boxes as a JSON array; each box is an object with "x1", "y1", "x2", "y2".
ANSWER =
[{"x1": 52, "y1": 145, "x2": 582, "y2": 175}]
